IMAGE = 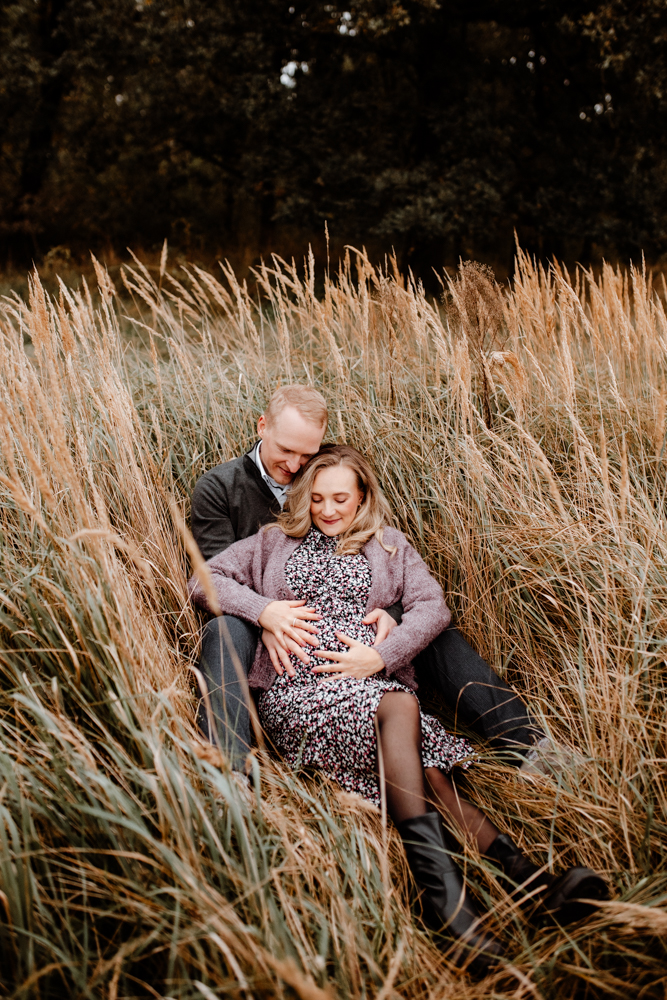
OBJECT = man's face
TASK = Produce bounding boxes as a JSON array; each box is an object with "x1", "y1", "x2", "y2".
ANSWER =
[{"x1": 257, "y1": 406, "x2": 325, "y2": 485}]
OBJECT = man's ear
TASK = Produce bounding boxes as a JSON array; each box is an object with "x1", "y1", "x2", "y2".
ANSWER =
[{"x1": 257, "y1": 414, "x2": 266, "y2": 438}]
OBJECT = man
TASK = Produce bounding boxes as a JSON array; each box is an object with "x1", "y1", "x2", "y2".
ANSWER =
[{"x1": 191, "y1": 384, "x2": 551, "y2": 775}]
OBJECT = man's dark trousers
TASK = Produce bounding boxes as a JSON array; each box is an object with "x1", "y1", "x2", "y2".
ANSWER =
[
  {"x1": 196, "y1": 615, "x2": 542, "y2": 770},
  {"x1": 196, "y1": 615, "x2": 259, "y2": 770}
]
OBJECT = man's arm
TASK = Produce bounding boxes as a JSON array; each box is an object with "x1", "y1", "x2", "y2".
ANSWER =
[
  {"x1": 191, "y1": 469, "x2": 236, "y2": 560},
  {"x1": 384, "y1": 601, "x2": 403, "y2": 624}
]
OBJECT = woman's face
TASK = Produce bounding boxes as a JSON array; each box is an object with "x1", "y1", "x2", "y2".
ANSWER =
[{"x1": 310, "y1": 465, "x2": 364, "y2": 536}]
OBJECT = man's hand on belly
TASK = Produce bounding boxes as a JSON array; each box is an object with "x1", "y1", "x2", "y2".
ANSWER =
[
  {"x1": 312, "y1": 632, "x2": 385, "y2": 681},
  {"x1": 363, "y1": 608, "x2": 398, "y2": 645},
  {"x1": 263, "y1": 627, "x2": 317, "y2": 677}
]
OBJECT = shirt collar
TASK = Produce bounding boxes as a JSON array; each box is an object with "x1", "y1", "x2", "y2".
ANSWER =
[{"x1": 252, "y1": 441, "x2": 289, "y2": 506}]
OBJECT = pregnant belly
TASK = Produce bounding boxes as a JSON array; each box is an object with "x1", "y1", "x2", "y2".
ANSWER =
[{"x1": 305, "y1": 615, "x2": 376, "y2": 665}]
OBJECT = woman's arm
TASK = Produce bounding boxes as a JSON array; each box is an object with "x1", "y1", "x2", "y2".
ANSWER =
[
  {"x1": 188, "y1": 532, "x2": 272, "y2": 623},
  {"x1": 188, "y1": 530, "x2": 322, "y2": 642},
  {"x1": 373, "y1": 541, "x2": 451, "y2": 677}
]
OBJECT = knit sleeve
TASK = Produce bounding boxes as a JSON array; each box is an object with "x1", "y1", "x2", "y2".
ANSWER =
[
  {"x1": 374, "y1": 540, "x2": 451, "y2": 676},
  {"x1": 187, "y1": 531, "x2": 274, "y2": 624}
]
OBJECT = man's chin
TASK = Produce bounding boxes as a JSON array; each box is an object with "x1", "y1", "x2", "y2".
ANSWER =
[{"x1": 269, "y1": 469, "x2": 294, "y2": 485}]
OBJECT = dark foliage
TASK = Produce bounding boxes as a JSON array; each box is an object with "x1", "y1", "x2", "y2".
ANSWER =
[{"x1": 0, "y1": 0, "x2": 665, "y2": 274}]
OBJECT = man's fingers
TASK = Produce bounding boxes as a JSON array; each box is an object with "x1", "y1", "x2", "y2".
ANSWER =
[{"x1": 268, "y1": 647, "x2": 284, "y2": 676}]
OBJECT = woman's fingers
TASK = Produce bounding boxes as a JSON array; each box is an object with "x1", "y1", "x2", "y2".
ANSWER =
[
  {"x1": 287, "y1": 626, "x2": 319, "y2": 648},
  {"x1": 283, "y1": 634, "x2": 311, "y2": 665},
  {"x1": 271, "y1": 638, "x2": 296, "y2": 675},
  {"x1": 334, "y1": 631, "x2": 360, "y2": 647},
  {"x1": 312, "y1": 649, "x2": 344, "y2": 662},
  {"x1": 292, "y1": 620, "x2": 320, "y2": 634},
  {"x1": 288, "y1": 600, "x2": 322, "y2": 620}
]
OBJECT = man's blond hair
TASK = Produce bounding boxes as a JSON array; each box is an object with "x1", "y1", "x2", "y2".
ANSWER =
[{"x1": 264, "y1": 385, "x2": 328, "y2": 428}]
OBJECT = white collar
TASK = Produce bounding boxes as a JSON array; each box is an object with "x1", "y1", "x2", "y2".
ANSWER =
[{"x1": 253, "y1": 441, "x2": 289, "y2": 505}]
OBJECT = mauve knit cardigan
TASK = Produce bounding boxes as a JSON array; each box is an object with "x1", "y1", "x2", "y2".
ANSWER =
[{"x1": 188, "y1": 526, "x2": 451, "y2": 692}]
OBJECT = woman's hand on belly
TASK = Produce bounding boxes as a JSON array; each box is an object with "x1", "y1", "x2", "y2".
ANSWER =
[
  {"x1": 312, "y1": 632, "x2": 385, "y2": 681},
  {"x1": 258, "y1": 599, "x2": 322, "y2": 647}
]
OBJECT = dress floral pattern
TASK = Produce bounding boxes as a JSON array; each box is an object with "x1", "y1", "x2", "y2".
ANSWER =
[{"x1": 258, "y1": 527, "x2": 473, "y2": 806}]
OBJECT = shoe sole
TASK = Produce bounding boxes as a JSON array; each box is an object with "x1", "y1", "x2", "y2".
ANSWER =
[{"x1": 542, "y1": 868, "x2": 609, "y2": 924}]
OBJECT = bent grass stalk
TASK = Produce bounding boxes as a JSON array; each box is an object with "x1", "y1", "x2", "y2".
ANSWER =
[{"x1": 0, "y1": 249, "x2": 665, "y2": 997}]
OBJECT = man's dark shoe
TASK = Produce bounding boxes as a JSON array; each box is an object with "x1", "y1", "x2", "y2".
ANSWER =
[
  {"x1": 486, "y1": 833, "x2": 609, "y2": 924},
  {"x1": 398, "y1": 812, "x2": 504, "y2": 972}
]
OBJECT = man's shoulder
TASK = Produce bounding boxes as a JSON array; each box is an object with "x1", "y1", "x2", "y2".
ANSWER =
[{"x1": 192, "y1": 451, "x2": 257, "y2": 498}]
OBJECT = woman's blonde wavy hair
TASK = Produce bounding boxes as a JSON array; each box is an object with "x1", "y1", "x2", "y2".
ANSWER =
[{"x1": 274, "y1": 445, "x2": 396, "y2": 556}]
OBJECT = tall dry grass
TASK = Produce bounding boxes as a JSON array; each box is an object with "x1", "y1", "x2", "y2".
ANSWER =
[{"x1": 0, "y1": 246, "x2": 665, "y2": 998}]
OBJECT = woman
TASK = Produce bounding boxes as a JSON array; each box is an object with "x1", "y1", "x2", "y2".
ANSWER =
[{"x1": 189, "y1": 445, "x2": 608, "y2": 969}]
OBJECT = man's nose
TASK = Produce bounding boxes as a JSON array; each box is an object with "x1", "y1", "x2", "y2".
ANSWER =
[{"x1": 285, "y1": 458, "x2": 301, "y2": 473}]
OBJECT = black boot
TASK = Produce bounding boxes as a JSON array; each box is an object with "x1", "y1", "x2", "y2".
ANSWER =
[
  {"x1": 397, "y1": 812, "x2": 504, "y2": 971},
  {"x1": 486, "y1": 833, "x2": 609, "y2": 924}
]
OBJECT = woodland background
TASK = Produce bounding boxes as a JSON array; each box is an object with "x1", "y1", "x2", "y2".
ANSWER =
[{"x1": 1, "y1": 0, "x2": 666, "y2": 281}]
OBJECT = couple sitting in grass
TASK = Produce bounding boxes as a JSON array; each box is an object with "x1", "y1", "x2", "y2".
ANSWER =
[{"x1": 188, "y1": 384, "x2": 608, "y2": 970}]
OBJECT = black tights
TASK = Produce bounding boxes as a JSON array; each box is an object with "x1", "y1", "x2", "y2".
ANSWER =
[{"x1": 375, "y1": 691, "x2": 499, "y2": 853}]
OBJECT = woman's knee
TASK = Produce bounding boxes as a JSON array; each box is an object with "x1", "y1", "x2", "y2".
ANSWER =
[{"x1": 377, "y1": 690, "x2": 420, "y2": 725}]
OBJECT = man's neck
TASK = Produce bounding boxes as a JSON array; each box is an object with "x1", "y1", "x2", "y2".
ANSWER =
[
  {"x1": 256, "y1": 442, "x2": 273, "y2": 482},
  {"x1": 254, "y1": 442, "x2": 290, "y2": 504}
]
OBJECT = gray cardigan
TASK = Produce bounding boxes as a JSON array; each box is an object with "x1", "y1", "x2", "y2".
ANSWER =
[
  {"x1": 191, "y1": 444, "x2": 281, "y2": 561},
  {"x1": 188, "y1": 526, "x2": 451, "y2": 692}
]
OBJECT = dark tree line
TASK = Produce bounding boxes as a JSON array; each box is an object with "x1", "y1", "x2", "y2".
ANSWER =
[{"x1": 1, "y1": 0, "x2": 665, "y2": 275}]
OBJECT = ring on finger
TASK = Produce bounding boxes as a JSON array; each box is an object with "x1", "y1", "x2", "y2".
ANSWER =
[{"x1": 292, "y1": 617, "x2": 298, "y2": 627}]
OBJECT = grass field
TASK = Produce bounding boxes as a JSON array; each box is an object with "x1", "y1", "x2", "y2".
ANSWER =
[{"x1": 0, "y1": 246, "x2": 665, "y2": 998}]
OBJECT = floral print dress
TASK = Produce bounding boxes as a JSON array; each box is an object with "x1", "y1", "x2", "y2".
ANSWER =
[{"x1": 258, "y1": 527, "x2": 473, "y2": 806}]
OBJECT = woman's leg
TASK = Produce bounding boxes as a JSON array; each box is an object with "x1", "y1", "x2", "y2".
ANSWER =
[
  {"x1": 374, "y1": 692, "x2": 500, "y2": 844},
  {"x1": 425, "y1": 767, "x2": 500, "y2": 853},
  {"x1": 375, "y1": 691, "x2": 429, "y2": 823},
  {"x1": 425, "y1": 770, "x2": 609, "y2": 923},
  {"x1": 377, "y1": 692, "x2": 504, "y2": 967}
]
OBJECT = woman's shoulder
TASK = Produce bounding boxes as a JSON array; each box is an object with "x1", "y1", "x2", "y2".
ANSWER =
[
  {"x1": 363, "y1": 526, "x2": 412, "y2": 559},
  {"x1": 380, "y1": 526, "x2": 414, "y2": 553},
  {"x1": 381, "y1": 525, "x2": 408, "y2": 545}
]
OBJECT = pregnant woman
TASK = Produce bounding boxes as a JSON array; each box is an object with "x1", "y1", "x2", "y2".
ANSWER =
[{"x1": 189, "y1": 445, "x2": 608, "y2": 969}]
